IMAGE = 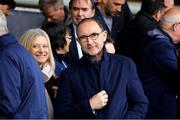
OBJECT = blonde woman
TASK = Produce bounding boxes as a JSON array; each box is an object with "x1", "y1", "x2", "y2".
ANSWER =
[{"x1": 19, "y1": 28, "x2": 56, "y2": 118}]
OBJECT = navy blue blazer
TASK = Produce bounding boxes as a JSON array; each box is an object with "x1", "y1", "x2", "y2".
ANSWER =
[
  {"x1": 0, "y1": 34, "x2": 48, "y2": 118},
  {"x1": 140, "y1": 28, "x2": 178, "y2": 118},
  {"x1": 55, "y1": 51, "x2": 148, "y2": 119}
]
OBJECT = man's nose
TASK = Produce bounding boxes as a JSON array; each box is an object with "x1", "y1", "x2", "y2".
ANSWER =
[
  {"x1": 87, "y1": 37, "x2": 94, "y2": 44},
  {"x1": 78, "y1": 10, "x2": 83, "y2": 16},
  {"x1": 116, "y1": 6, "x2": 122, "y2": 12}
]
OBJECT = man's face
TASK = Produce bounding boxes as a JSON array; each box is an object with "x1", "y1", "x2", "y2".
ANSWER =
[
  {"x1": 77, "y1": 20, "x2": 107, "y2": 59},
  {"x1": 70, "y1": 0, "x2": 95, "y2": 25},
  {"x1": 0, "y1": 4, "x2": 10, "y2": 16},
  {"x1": 43, "y1": 6, "x2": 64, "y2": 23},
  {"x1": 104, "y1": 0, "x2": 125, "y2": 16},
  {"x1": 164, "y1": 0, "x2": 174, "y2": 12}
]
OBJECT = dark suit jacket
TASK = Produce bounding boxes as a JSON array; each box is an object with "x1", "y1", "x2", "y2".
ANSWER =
[
  {"x1": 115, "y1": 10, "x2": 160, "y2": 67},
  {"x1": 55, "y1": 51, "x2": 148, "y2": 119},
  {"x1": 94, "y1": 1, "x2": 132, "y2": 42}
]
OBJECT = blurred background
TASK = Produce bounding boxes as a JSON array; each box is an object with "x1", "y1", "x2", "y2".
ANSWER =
[{"x1": 7, "y1": 0, "x2": 180, "y2": 40}]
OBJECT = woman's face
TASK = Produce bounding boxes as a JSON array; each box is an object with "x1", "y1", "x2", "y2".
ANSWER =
[{"x1": 30, "y1": 36, "x2": 50, "y2": 68}]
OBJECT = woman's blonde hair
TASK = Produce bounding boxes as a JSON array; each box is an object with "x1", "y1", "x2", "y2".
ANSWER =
[{"x1": 19, "y1": 28, "x2": 56, "y2": 76}]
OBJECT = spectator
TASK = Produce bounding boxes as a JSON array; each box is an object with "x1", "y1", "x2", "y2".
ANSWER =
[
  {"x1": 139, "y1": 7, "x2": 180, "y2": 118},
  {"x1": 67, "y1": 0, "x2": 115, "y2": 65},
  {"x1": 115, "y1": 0, "x2": 166, "y2": 67},
  {"x1": 42, "y1": 22, "x2": 72, "y2": 77},
  {"x1": 39, "y1": 0, "x2": 73, "y2": 67},
  {"x1": 94, "y1": 0, "x2": 132, "y2": 41},
  {"x1": 19, "y1": 28, "x2": 56, "y2": 118},
  {"x1": 0, "y1": 0, "x2": 15, "y2": 16},
  {"x1": 0, "y1": 11, "x2": 47, "y2": 118},
  {"x1": 39, "y1": 0, "x2": 71, "y2": 25},
  {"x1": 54, "y1": 18, "x2": 148, "y2": 119},
  {"x1": 66, "y1": 0, "x2": 95, "y2": 65}
]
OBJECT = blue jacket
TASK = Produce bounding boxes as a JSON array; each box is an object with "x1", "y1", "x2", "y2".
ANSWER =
[
  {"x1": 139, "y1": 28, "x2": 178, "y2": 118},
  {"x1": 55, "y1": 51, "x2": 148, "y2": 119},
  {"x1": 53, "y1": 53, "x2": 68, "y2": 77},
  {"x1": 0, "y1": 34, "x2": 48, "y2": 118}
]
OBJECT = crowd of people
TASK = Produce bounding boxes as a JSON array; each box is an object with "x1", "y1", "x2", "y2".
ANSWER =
[{"x1": 0, "y1": 0, "x2": 180, "y2": 119}]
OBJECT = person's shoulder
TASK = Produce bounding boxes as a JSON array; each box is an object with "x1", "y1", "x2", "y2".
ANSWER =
[
  {"x1": 146, "y1": 28, "x2": 172, "y2": 46},
  {"x1": 5, "y1": 41, "x2": 35, "y2": 62},
  {"x1": 0, "y1": 42, "x2": 37, "y2": 68},
  {"x1": 108, "y1": 53, "x2": 134, "y2": 64},
  {"x1": 107, "y1": 53, "x2": 137, "y2": 70},
  {"x1": 0, "y1": 34, "x2": 28, "y2": 56},
  {"x1": 12, "y1": 43, "x2": 31, "y2": 56}
]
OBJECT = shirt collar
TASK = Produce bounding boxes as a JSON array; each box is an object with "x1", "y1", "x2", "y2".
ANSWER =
[{"x1": 83, "y1": 48, "x2": 109, "y2": 64}]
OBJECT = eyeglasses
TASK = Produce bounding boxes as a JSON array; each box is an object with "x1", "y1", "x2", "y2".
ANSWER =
[{"x1": 78, "y1": 31, "x2": 104, "y2": 42}]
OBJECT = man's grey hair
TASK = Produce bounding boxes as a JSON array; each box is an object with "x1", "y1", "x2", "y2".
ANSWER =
[
  {"x1": 0, "y1": 10, "x2": 8, "y2": 33},
  {"x1": 39, "y1": 0, "x2": 64, "y2": 12}
]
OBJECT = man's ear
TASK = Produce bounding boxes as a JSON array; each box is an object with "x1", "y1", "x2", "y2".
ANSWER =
[
  {"x1": 153, "y1": 10, "x2": 161, "y2": 21},
  {"x1": 102, "y1": 30, "x2": 107, "y2": 42},
  {"x1": 172, "y1": 23, "x2": 180, "y2": 32}
]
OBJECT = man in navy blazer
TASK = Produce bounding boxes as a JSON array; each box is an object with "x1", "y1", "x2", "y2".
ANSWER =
[
  {"x1": 139, "y1": 8, "x2": 180, "y2": 118},
  {"x1": 0, "y1": 11, "x2": 48, "y2": 118},
  {"x1": 55, "y1": 18, "x2": 148, "y2": 119}
]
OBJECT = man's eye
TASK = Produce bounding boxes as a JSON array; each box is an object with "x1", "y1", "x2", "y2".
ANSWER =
[
  {"x1": 82, "y1": 8, "x2": 88, "y2": 11},
  {"x1": 79, "y1": 36, "x2": 87, "y2": 40},
  {"x1": 72, "y1": 7, "x2": 79, "y2": 11},
  {"x1": 90, "y1": 33, "x2": 98, "y2": 37}
]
